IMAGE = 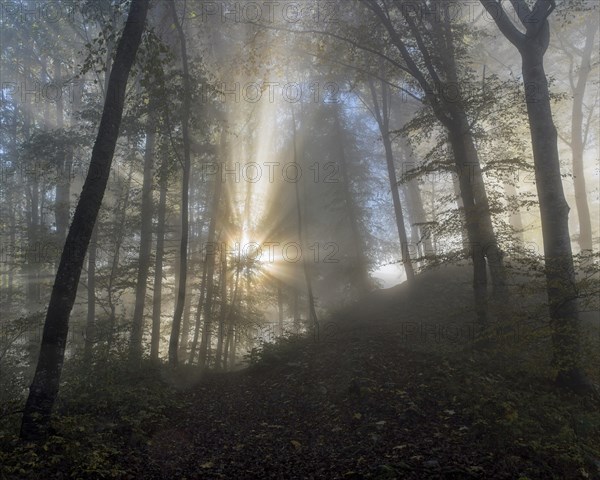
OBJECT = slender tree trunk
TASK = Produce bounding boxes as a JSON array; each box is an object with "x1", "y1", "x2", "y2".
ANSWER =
[
  {"x1": 223, "y1": 326, "x2": 234, "y2": 370},
  {"x1": 522, "y1": 46, "x2": 583, "y2": 386},
  {"x1": 54, "y1": 60, "x2": 71, "y2": 249},
  {"x1": 223, "y1": 253, "x2": 243, "y2": 367},
  {"x1": 364, "y1": 0, "x2": 507, "y2": 321},
  {"x1": 20, "y1": 0, "x2": 149, "y2": 441},
  {"x1": 214, "y1": 251, "x2": 228, "y2": 370},
  {"x1": 189, "y1": 259, "x2": 208, "y2": 365},
  {"x1": 129, "y1": 111, "x2": 156, "y2": 363},
  {"x1": 400, "y1": 147, "x2": 434, "y2": 259},
  {"x1": 447, "y1": 128, "x2": 489, "y2": 326},
  {"x1": 503, "y1": 181, "x2": 524, "y2": 242},
  {"x1": 277, "y1": 280, "x2": 284, "y2": 336},
  {"x1": 84, "y1": 225, "x2": 97, "y2": 365},
  {"x1": 441, "y1": 21, "x2": 507, "y2": 299},
  {"x1": 150, "y1": 159, "x2": 168, "y2": 364},
  {"x1": 179, "y1": 278, "x2": 193, "y2": 362},
  {"x1": 333, "y1": 108, "x2": 370, "y2": 294},
  {"x1": 24, "y1": 105, "x2": 41, "y2": 307},
  {"x1": 198, "y1": 137, "x2": 225, "y2": 369},
  {"x1": 168, "y1": 1, "x2": 193, "y2": 367},
  {"x1": 106, "y1": 161, "x2": 134, "y2": 355},
  {"x1": 406, "y1": 179, "x2": 433, "y2": 258},
  {"x1": 480, "y1": 0, "x2": 588, "y2": 389},
  {"x1": 180, "y1": 205, "x2": 205, "y2": 362},
  {"x1": 368, "y1": 79, "x2": 415, "y2": 283},
  {"x1": 570, "y1": 20, "x2": 597, "y2": 256},
  {"x1": 290, "y1": 106, "x2": 319, "y2": 339},
  {"x1": 5, "y1": 109, "x2": 17, "y2": 311},
  {"x1": 293, "y1": 289, "x2": 300, "y2": 333},
  {"x1": 454, "y1": 112, "x2": 507, "y2": 300},
  {"x1": 230, "y1": 326, "x2": 238, "y2": 369},
  {"x1": 7, "y1": 199, "x2": 16, "y2": 310}
]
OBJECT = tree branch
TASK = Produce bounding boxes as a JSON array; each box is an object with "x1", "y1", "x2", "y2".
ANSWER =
[
  {"x1": 479, "y1": 0, "x2": 526, "y2": 48},
  {"x1": 246, "y1": 21, "x2": 414, "y2": 78},
  {"x1": 526, "y1": 0, "x2": 556, "y2": 39}
]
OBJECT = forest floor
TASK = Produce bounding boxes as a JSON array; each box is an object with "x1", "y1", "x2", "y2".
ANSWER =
[{"x1": 1, "y1": 265, "x2": 599, "y2": 479}]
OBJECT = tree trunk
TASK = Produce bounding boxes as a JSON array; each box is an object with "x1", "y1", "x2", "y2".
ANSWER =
[
  {"x1": 480, "y1": 0, "x2": 590, "y2": 389},
  {"x1": 189, "y1": 254, "x2": 209, "y2": 365},
  {"x1": 24, "y1": 106, "x2": 41, "y2": 307},
  {"x1": 522, "y1": 45, "x2": 583, "y2": 386},
  {"x1": 223, "y1": 254, "x2": 243, "y2": 368},
  {"x1": 368, "y1": 79, "x2": 414, "y2": 283},
  {"x1": 54, "y1": 59, "x2": 71, "y2": 248},
  {"x1": 364, "y1": 0, "x2": 507, "y2": 319},
  {"x1": 277, "y1": 280, "x2": 284, "y2": 336},
  {"x1": 290, "y1": 105, "x2": 319, "y2": 339},
  {"x1": 179, "y1": 277, "x2": 193, "y2": 362},
  {"x1": 293, "y1": 289, "x2": 300, "y2": 333},
  {"x1": 106, "y1": 159, "x2": 135, "y2": 355},
  {"x1": 150, "y1": 159, "x2": 168, "y2": 364},
  {"x1": 406, "y1": 179, "x2": 433, "y2": 258},
  {"x1": 570, "y1": 20, "x2": 597, "y2": 256},
  {"x1": 198, "y1": 136, "x2": 225, "y2": 369},
  {"x1": 447, "y1": 127, "x2": 489, "y2": 326},
  {"x1": 84, "y1": 225, "x2": 97, "y2": 365},
  {"x1": 168, "y1": 1, "x2": 193, "y2": 367},
  {"x1": 503, "y1": 181, "x2": 524, "y2": 242},
  {"x1": 333, "y1": 108, "x2": 370, "y2": 295},
  {"x1": 214, "y1": 251, "x2": 228, "y2": 370},
  {"x1": 129, "y1": 111, "x2": 156, "y2": 363},
  {"x1": 20, "y1": 0, "x2": 149, "y2": 441}
]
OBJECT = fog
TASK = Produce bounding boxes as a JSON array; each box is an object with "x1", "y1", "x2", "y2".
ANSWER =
[{"x1": 1, "y1": 1, "x2": 599, "y2": 478}]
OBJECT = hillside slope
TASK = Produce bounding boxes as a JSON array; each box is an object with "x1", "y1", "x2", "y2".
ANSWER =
[{"x1": 1, "y1": 265, "x2": 599, "y2": 479}]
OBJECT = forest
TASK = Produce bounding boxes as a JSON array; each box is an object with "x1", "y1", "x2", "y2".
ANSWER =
[{"x1": 0, "y1": 0, "x2": 599, "y2": 478}]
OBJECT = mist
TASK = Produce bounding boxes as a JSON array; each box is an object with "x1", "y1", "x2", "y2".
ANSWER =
[{"x1": 1, "y1": 1, "x2": 599, "y2": 478}]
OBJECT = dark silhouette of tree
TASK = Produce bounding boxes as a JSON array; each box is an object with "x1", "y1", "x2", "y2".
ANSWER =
[
  {"x1": 480, "y1": 0, "x2": 590, "y2": 391},
  {"x1": 20, "y1": 0, "x2": 150, "y2": 440}
]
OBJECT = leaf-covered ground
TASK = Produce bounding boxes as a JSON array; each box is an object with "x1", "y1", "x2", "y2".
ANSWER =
[{"x1": 1, "y1": 265, "x2": 599, "y2": 479}]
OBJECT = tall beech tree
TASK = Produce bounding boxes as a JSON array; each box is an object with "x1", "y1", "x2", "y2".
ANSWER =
[
  {"x1": 556, "y1": 17, "x2": 598, "y2": 257},
  {"x1": 168, "y1": 0, "x2": 194, "y2": 367},
  {"x1": 129, "y1": 109, "x2": 156, "y2": 363},
  {"x1": 360, "y1": 0, "x2": 508, "y2": 324},
  {"x1": 20, "y1": 0, "x2": 150, "y2": 440},
  {"x1": 480, "y1": 0, "x2": 590, "y2": 390},
  {"x1": 367, "y1": 77, "x2": 415, "y2": 283},
  {"x1": 290, "y1": 105, "x2": 319, "y2": 338}
]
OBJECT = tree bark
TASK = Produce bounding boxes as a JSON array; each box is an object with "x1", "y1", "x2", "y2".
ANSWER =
[
  {"x1": 84, "y1": 225, "x2": 97, "y2": 365},
  {"x1": 503, "y1": 181, "x2": 524, "y2": 242},
  {"x1": 290, "y1": 105, "x2": 319, "y2": 339},
  {"x1": 569, "y1": 19, "x2": 597, "y2": 256},
  {"x1": 189, "y1": 258, "x2": 208, "y2": 365},
  {"x1": 480, "y1": 0, "x2": 586, "y2": 388},
  {"x1": 368, "y1": 78, "x2": 415, "y2": 283},
  {"x1": 129, "y1": 111, "x2": 156, "y2": 363},
  {"x1": 198, "y1": 135, "x2": 225, "y2": 369},
  {"x1": 214, "y1": 251, "x2": 228, "y2": 370},
  {"x1": 363, "y1": 0, "x2": 508, "y2": 322},
  {"x1": 150, "y1": 159, "x2": 168, "y2": 364},
  {"x1": 20, "y1": 0, "x2": 149, "y2": 441},
  {"x1": 168, "y1": 1, "x2": 193, "y2": 367},
  {"x1": 277, "y1": 280, "x2": 284, "y2": 335},
  {"x1": 333, "y1": 107, "x2": 370, "y2": 295},
  {"x1": 522, "y1": 45, "x2": 583, "y2": 386},
  {"x1": 54, "y1": 59, "x2": 71, "y2": 248},
  {"x1": 106, "y1": 157, "x2": 135, "y2": 356}
]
